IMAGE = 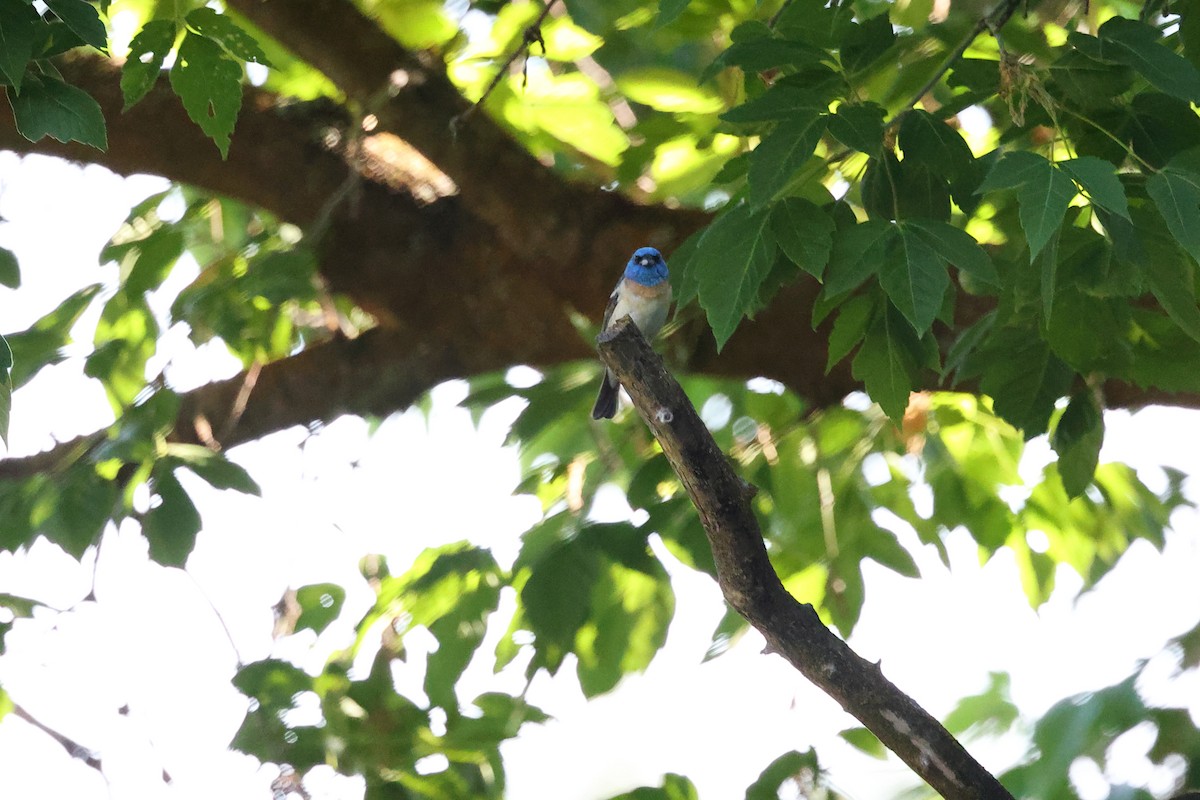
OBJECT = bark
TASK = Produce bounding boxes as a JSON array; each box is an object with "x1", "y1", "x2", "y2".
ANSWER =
[{"x1": 598, "y1": 318, "x2": 1015, "y2": 800}]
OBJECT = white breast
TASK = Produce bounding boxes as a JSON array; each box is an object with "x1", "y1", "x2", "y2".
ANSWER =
[{"x1": 611, "y1": 282, "x2": 669, "y2": 339}]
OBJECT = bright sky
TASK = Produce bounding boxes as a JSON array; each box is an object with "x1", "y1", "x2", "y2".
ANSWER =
[{"x1": 0, "y1": 155, "x2": 1198, "y2": 800}]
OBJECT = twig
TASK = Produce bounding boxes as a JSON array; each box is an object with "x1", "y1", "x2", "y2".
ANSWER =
[
  {"x1": 449, "y1": 0, "x2": 559, "y2": 134},
  {"x1": 768, "y1": 0, "x2": 796, "y2": 28},
  {"x1": 596, "y1": 317, "x2": 1015, "y2": 800},
  {"x1": 896, "y1": 0, "x2": 1026, "y2": 119},
  {"x1": 11, "y1": 703, "x2": 103, "y2": 771},
  {"x1": 217, "y1": 359, "x2": 263, "y2": 445}
]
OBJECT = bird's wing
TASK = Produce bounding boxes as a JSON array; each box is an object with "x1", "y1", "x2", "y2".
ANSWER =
[{"x1": 600, "y1": 277, "x2": 622, "y2": 331}]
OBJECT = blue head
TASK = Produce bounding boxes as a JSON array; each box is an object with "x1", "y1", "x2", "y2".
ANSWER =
[{"x1": 624, "y1": 246, "x2": 669, "y2": 287}]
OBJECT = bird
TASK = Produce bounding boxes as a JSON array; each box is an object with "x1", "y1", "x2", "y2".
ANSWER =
[{"x1": 592, "y1": 246, "x2": 671, "y2": 420}]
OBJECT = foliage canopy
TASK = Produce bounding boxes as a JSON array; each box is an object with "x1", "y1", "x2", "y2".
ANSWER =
[{"x1": 1, "y1": 0, "x2": 1200, "y2": 798}]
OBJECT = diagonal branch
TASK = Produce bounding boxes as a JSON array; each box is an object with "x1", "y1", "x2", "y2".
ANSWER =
[
  {"x1": 224, "y1": 0, "x2": 675, "y2": 261},
  {"x1": 597, "y1": 317, "x2": 1014, "y2": 800},
  {"x1": 0, "y1": 327, "x2": 503, "y2": 479}
]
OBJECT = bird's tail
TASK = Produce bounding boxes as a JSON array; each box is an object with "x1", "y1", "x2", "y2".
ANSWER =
[{"x1": 591, "y1": 373, "x2": 619, "y2": 420}]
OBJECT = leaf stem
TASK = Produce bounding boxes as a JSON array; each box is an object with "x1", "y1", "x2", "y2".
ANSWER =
[{"x1": 1057, "y1": 104, "x2": 1154, "y2": 172}]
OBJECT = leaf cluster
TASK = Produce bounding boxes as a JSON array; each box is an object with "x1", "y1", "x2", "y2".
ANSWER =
[{"x1": 649, "y1": 0, "x2": 1200, "y2": 502}]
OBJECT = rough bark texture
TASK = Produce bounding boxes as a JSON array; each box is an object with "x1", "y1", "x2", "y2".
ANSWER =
[{"x1": 598, "y1": 318, "x2": 1015, "y2": 800}]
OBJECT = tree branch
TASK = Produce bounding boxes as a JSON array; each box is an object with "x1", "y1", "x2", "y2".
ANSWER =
[
  {"x1": 597, "y1": 317, "x2": 1015, "y2": 800},
  {"x1": 224, "y1": 0, "x2": 680, "y2": 262},
  {"x1": 0, "y1": 325, "x2": 515, "y2": 479},
  {"x1": 450, "y1": 0, "x2": 558, "y2": 129},
  {"x1": 897, "y1": 0, "x2": 1026, "y2": 116},
  {"x1": 0, "y1": 57, "x2": 351, "y2": 226},
  {"x1": 11, "y1": 703, "x2": 103, "y2": 773}
]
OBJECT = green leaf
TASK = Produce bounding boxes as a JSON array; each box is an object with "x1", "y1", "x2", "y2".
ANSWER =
[
  {"x1": 1038, "y1": 228, "x2": 1060, "y2": 322},
  {"x1": 1094, "y1": 18, "x2": 1200, "y2": 104},
  {"x1": 978, "y1": 152, "x2": 1075, "y2": 261},
  {"x1": 943, "y1": 672, "x2": 1019, "y2": 736},
  {"x1": 879, "y1": 226, "x2": 948, "y2": 333},
  {"x1": 142, "y1": 468, "x2": 202, "y2": 566},
  {"x1": 747, "y1": 109, "x2": 827, "y2": 207},
  {"x1": 86, "y1": 292, "x2": 158, "y2": 411},
  {"x1": 294, "y1": 583, "x2": 347, "y2": 635},
  {"x1": 0, "y1": 0, "x2": 38, "y2": 90},
  {"x1": 576, "y1": 560, "x2": 674, "y2": 697},
  {"x1": 1059, "y1": 157, "x2": 1130, "y2": 220},
  {"x1": 746, "y1": 750, "x2": 822, "y2": 800},
  {"x1": 1146, "y1": 152, "x2": 1200, "y2": 266},
  {"x1": 32, "y1": 21, "x2": 85, "y2": 58},
  {"x1": 703, "y1": 37, "x2": 829, "y2": 82},
  {"x1": 825, "y1": 220, "x2": 894, "y2": 296},
  {"x1": 825, "y1": 294, "x2": 875, "y2": 371},
  {"x1": 43, "y1": 466, "x2": 117, "y2": 556},
  {"x1": 124, "y1": 227, "x2": 185, "y2": 294},
  {"x1": 861, "y1": 151, "x2": 901, "y2": 221},
  {"x1": 693, "y1": 203, "x2": 777, "y2": 349},
  {"x1": 841, "y1": 12, "x2": 895, "y2": 75},
  {"x1": 0, "y1": 246, "x2": 18, "y2": 288},
  {"x1": 242, "y1": 249, "x2": 317, "y2": 304},
  {"x1": 655, "y1": 0, "x2": 690, "y2": 28},
  {"x1": 862, "y1": 150, "x2": 952, "y2": 222},
  {"x1": 977, "y1": 150, "x2": 1050, "y2": 192},
  {"x1": 44, "y1": 0, "x2": 107, "y2": 51},
  {"x1": 977, "y1": 328, "x2": 1073, "y2": 438},
  {"x1": 121, "y1": 20, "x2": 176, "y2": 109},
  {"x1": 615, "y1": 67, "x2": 722, "y2": 113},
  {"x1": 520, "y1": 541, "x2": 601, "y2": 669},
  {"x1": 1127, "y1": 92, "x2": 1200, "y2": 170},
  {"x1": 1142, "y1": 233, "x2": 1200, "y2": 345},
  {"x1": 769, "y1": 198, "x2": 834, "y2": 278},
  {"x1": 169, "y1": 32, "x2": 243, "y2": 158},
  {"x1": 608, "y1": 773, "x2": 699, "y2": 800},
  {"x1": 8, "y1": 73, "x2": 106, "y2": 149},
  {"x1": 839, "y1": 726, "x2": 887, "y2": 758},
  {"x1": 1049, "y1": 50, "x2": 1135, "y2": 107},
  {"x1": 904, "y1": 219, "x2": 997, "y2": 285},
  {"x1": 1022, "y1": 167, "x2": 1080, "y2": 263},
  {"x1": 163, "y1": 443, "x2": 261, "y2": 495},
  {"x1": 1051, "y1": 391, "x2": 1104, "y2": 499},
  {"x1": 827, "y1": 102, "x2": 885, "y2": 156},
  {"x1": 185, "y1": 8, "x2": 271, "y2": 65},
  {"x1": 851, "y1": 303, "x2": 921, "y2": 420},
  {"x1": 4, "y1": 283, "x2": 101, "y2": 388},
  {"x1": 232, "y1": 658, "x2": 313, "y2": 706},
  {"x1": 425, "y1": 578, "x2": 500, "y2": 709},
  {"x1": 898, "y1": 109, "x2": 975, "y2": 182},
  {"x1": 776, "y1": 0, "x2": 853, "y2": 48},
  {"x1": 720, "y1": 85, "x2": 825, "y2": 123}
]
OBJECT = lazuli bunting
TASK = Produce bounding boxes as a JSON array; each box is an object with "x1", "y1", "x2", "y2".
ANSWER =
[{"x1": 592, "y1": 246, "x2": 671, "y2": 420}]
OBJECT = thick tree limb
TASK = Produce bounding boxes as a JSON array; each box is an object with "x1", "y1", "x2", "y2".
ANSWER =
[
  {"x1": 596, "y1": 317, "x2": 1015, "y2": 800},
  {"x1": 226, "y1": 0, "x2": 675, "y2": 264},
  {"x1": 0, "y1": 326, "x2": 511, "y2": 479}
]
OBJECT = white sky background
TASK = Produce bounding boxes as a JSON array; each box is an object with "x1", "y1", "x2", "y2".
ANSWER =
[{"x1": 0, "y1": 156, "x2": 1197, "y2": 800}]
